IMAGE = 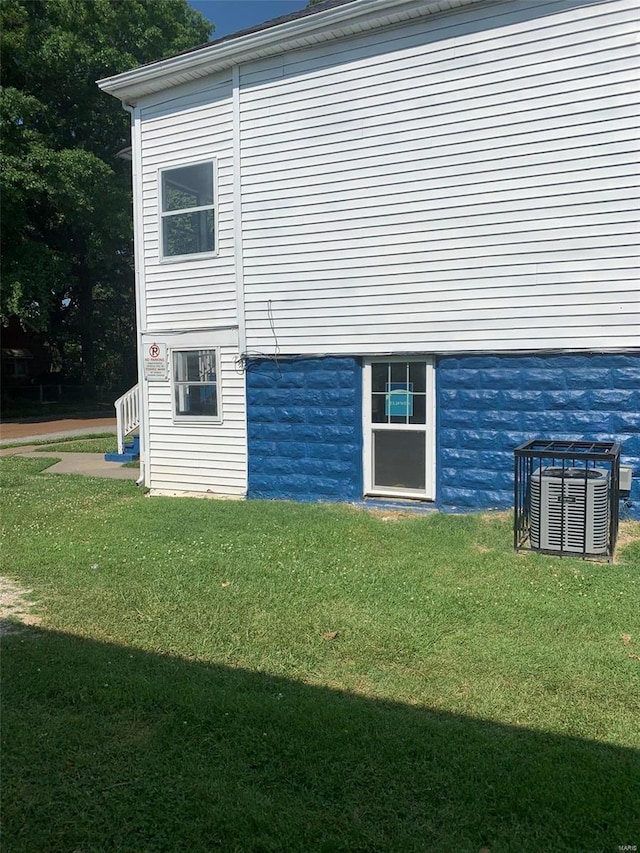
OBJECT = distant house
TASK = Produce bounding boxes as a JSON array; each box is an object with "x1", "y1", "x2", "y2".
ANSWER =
[
  {"x1": 1, "y1": 317, "x2": 49, "y2": 387},
  {"x1": 98, "y1": 0, "x2": 639, "y2": 512}
]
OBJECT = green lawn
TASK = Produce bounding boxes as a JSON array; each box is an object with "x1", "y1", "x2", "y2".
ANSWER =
[
  {"x1": 2, "y1": 456, "x2": 639, "y2": 852},
  {"x1": 32, "y1": 434, "x2": 119, "y2": 453}
]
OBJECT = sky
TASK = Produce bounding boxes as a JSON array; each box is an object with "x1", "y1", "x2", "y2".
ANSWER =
[{"x1": 188, "y1": 1, "x2": 310, "y2": 40}]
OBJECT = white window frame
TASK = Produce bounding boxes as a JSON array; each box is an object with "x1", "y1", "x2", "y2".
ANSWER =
[
  {"x1": 363, "y1": 356, "x2": 436, "y2": 500},
  {"x1": 159, "y1": 158, "x2": 217, "y2": 263},
  {"x1": 171, "y1": 347, "x2": 222, "y2": 423}
]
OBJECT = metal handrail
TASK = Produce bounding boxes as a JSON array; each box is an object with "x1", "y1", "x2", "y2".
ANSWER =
[{"x1": 114, "y1": 384, "x2": 140, "y2": 454}]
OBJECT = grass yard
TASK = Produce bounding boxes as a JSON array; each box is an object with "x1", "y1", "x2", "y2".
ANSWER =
[
  {"x1": 32, "y1": 434, "x2": 119, "y2": 454},
  {"x1": 1, "y1": 456, "x2": 639, "y2": 852}
]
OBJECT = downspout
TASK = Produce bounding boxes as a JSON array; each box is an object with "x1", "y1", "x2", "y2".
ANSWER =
[{"x1": 122, "y1": 102, "x2": 148, "y2": 488}]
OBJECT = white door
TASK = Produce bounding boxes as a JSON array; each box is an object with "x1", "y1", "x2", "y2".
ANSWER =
[{"x1": 363, "y1": 357, "x2": 435, "y2": 500}]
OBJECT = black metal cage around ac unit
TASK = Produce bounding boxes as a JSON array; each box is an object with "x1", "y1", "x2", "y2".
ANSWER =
[{"x1": 514, "y1": 439, "x2": 620, "y2": 562}]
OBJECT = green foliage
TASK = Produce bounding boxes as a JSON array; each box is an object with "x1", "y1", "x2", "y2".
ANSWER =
[{"x1": 0, "y1": 0, "x2": 212, "y2": 388}]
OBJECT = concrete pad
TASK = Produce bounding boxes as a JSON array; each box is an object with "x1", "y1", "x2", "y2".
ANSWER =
[
  {"x1": 352, "y1": 498, "x2": 437, "y2": 516},
  {"x1": 18, "y1": 452, "x2": 139, "y2": 480}
]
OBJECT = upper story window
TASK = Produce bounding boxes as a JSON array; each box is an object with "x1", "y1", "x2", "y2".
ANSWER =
[{"x1": 161, "y1": 161, "x2": 215, "y2": 259}]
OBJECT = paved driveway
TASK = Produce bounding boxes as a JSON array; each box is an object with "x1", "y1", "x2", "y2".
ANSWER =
[{"x1": 0, "y1": 416, "x2": 116, "y2": 445}]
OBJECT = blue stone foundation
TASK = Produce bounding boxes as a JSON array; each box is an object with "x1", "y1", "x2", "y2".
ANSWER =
[
  {"x1": 437, "y1": 353, "x2": 640, "y2": 517},
  {"x1": 246, "y1": 356, "x2": 363, "y2": 501},
  {"x1": 246, "y1": 352, "x2": 639, "y2": 517}
]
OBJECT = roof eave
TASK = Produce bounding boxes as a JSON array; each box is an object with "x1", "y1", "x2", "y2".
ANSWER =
[{"x1": 97, "y1": 0, "x2": 483, "y2": 104}]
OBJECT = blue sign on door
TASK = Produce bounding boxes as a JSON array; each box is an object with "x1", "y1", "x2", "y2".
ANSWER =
[{"x1": 385, "y1": 383, "x2": 413, "y2": 417}]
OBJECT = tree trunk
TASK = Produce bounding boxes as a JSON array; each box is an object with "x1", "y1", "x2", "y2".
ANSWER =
[{"x1": 77, "y1": 259, "x2": 96, "y2": 397}]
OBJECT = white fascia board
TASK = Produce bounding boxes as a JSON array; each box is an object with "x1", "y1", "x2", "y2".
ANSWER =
[{"x1": 97, "y1": 0, "x2": 484, "y2": 104}]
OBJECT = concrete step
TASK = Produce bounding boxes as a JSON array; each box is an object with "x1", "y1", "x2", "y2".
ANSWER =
[
  {"x1": 104, "y1": 434, "x2": 140, "y2": 463},
  {"x1": 104, "y1": 450, "x2": 139, "y2": 463}
]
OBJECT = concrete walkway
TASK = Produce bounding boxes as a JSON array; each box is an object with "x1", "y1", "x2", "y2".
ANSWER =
[{"x1": 16, "y1": 451, "x2": 139, "y2": 480}]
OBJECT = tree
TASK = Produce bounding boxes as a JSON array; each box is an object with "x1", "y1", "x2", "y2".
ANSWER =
[{"x1": 0, "y1": 0, "x2": 212, "y2": 392}]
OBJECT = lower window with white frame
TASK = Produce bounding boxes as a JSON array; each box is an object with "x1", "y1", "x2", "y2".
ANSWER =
[
  {"x1": 173, "y1": 349, "x2": 220, "y2": 419},
  {"x1": 363, "y1": 357, "x2": 435, "y2": 499}
]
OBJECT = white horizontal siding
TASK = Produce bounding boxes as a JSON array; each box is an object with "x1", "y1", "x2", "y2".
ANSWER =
[
  {"x1": 239, "y1": 68, "x2": 638, "y2": 143},
  {"x1": 240, "y1": 31, "x2": 637, "y2": 115},
  {"x1": 146, "y1": 346, "x2": 247, "y2": 496},
  {"x1": 242, "y1": 199, "x2": 638, "y2": 242},
  {"x1": 241, "y1": 326, "x2": 639, "y2": 352},
  {"x1": 139, "y1": 73, "x2": 237, "y2": 333},
  {"x1": 240, "y1": 166, "x2": 636, "y2": 217},
  {"x1": 239, "y1": 0, "x2": 640, "y2": 355}
]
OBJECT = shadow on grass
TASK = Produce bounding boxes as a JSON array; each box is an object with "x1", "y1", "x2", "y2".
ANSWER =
[{"x1": 3, "y1": 627, "x2": 638, "y2": 853}]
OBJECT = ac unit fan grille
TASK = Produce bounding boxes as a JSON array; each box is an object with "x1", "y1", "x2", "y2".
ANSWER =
[{"x1": 530, "y1": 467, "x2": 609, "y2": 554}]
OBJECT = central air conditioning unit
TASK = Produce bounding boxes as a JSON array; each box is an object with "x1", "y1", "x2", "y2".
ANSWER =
[{"x1": 530, "y1": 467, "x2": 610, "y2": 554}]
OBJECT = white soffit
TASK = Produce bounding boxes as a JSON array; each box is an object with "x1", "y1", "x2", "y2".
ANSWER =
[{"x1": 97, "y1": 0, "x2": 485, "y2": 104}]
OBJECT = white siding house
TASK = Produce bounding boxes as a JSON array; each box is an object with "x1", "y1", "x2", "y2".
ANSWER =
[{"x1": 98, "y1": 0, "x2": 639, "y2": 510}]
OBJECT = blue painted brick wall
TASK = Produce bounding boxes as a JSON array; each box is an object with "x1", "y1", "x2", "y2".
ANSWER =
[
  {"x1": 246, "y1": 357, "x2": 363, "y2": 501},
  {"x1": 246, "y1": 352, "x2": 639, "y2": 515},
  {"x1": 437, "y1": 353, "x2": 640, "y2": 517}
]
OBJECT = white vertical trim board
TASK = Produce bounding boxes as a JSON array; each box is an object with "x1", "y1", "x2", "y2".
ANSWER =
[
  {"x1": 232, "y1": 64, "x2": 247, "y2": 358},
  {"x1": 233, "y1": 63, "x2": 249, "y2": 495},
  {"x1": 129, "y1": 105, "x2": 150, "y2": 485}
]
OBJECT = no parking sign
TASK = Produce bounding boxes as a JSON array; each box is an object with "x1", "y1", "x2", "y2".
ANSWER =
[{"x1": 144, "y1": 342, "x2": 168, "y2": 380}]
